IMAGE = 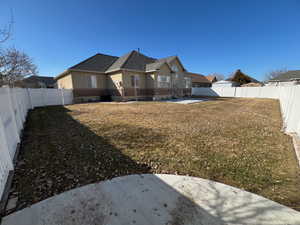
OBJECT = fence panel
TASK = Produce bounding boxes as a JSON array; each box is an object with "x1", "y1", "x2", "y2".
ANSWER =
[
  {"x1": 28, "y1": 88, "x2": 46, "y2": 107},
  {"x1": 0, "y1": 88, "x2": 20, "y2": 158},
  {"x1": 192, "y1": 86, "x2": 300, "y2": 136},
  {"x1": 192, "y1": 87, "x2": 218, "y2": 96},
  {"x1": 44, "y1": 89, "x2": 63, "y2": 106},
  {"x1": 0, "y1": 87, "x2": 73, "y2": 201},
  {"x1": 220, "y1": 87, "x2": 235, "y2": 97},
  {"x1": 283, "y1": 87, "x2": 300, "y2": 134},
  {"x1": 8, "y1": 88, "x2": 23, "y2": 134},
  {"x1": 0, "y1": 116, "x2": 14, "y2": 199},
  {"x1": 62, "y1": 89, "x2": 73, "y2": 105}
]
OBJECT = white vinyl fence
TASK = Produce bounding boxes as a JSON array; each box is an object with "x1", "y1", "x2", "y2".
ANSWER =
[
  {"x1": 0, "y1": 87, "x2": 73, "y2": 199},
  {"x1": 192, "y1": 86, "x2": 300, "y2": 137}
]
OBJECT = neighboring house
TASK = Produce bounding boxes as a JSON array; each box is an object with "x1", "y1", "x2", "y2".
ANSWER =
[
  {"x1": 241, "y1": 82, "x2": 263, "y2": 87},
  {"x1": 212, "y1": 80, "x2": 239, "y2": 87},
  {"x1": 15, "y1": 76, "x2": 56, "y2": 88},
  {"x1": 213, "y1": 70, "x2": 261, "y2": 87},
  {"x1": 226, "y1": 69, "x2": 260, "y2": 86},
  {"x1": 265, "y1": 70, "x2": 300, "y2": 86},
  {"x1": 186, "y1": 72, "x2": 211, "y2": 87},
  {"x1": 205, "y1": 75, "x2": 217, "y2": 83},
  {"x1": 55, "y1": 50, "x2": 193, "y2": 102}
]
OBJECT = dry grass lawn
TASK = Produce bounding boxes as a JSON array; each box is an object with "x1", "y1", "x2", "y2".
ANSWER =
[{"x1": 11, "y1": 98, "x2": 300, "y2": 213}]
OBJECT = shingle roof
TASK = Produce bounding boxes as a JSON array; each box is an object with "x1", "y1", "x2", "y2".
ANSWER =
[
  {"x1": 105, "y1": 51, "x2": 133, "y2": 72},
  {"x1": 106, "y1": 50, "x2": 156, "y2": 72},
  {"x1": 155, "y1": 56, "x2": 177, "y2": 64},
  {"x1": 186, "y1": 73, "x2": 211, "y2": 83},
  {"x1": 226, "y1": 69, "x2": 260, "y2": 83},
  {"x1": 155, "y1": 56, "x2": 186, "y2": 71},
  {"x1": 206, "y1": 75, "x2": 217, "y2": 82},
  {"x1": 269, "y1": 70, "x2": 300, "y2": 82},
  {"x1": 57, "y1": 51, "x2": 186, "y2": 80},
  {"x1": 23, "y1": 76, "x2": 56, "y2": 86},
  {"x1": 70, "y1": 53, "x2": 118, "y2": 72},
  {"x1": 145, "y1": 61, "x2": 166, "y2": 72}
]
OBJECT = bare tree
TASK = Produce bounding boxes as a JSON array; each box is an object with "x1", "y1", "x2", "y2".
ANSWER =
[
  {"x1": 264, "y1": 68, "x2": 288, "y2": 81},
  {"x1": 0, "y1": 20, "x2": 12, "y2": 43},
  {"x1": 0, "y1": 28, "x2": 11, "y2": 43},
  {"x1": 0, "y1": 48, "x2": 38, "y2": 86},
  {"x1": 0, "y1": 17, "x2": 38, "y2": 86},
  {"x1": 209, "y1": 73, "x2": 225, "y2": 81}
]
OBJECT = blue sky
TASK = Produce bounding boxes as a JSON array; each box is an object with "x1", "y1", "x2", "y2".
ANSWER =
[{"x1": 1, "y1": 0, "x2": 300, "y2": 80}]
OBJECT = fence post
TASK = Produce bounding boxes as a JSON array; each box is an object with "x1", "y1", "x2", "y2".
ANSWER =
[
  {"x1": 61, "y1": 89, "x2": 65, "y2": 106},
  {"x1": 43, "y1": 88, "x2": 46, "y2": 106},
  {"x1": 26, "y1": 88, "x2": 34, "y2": 109}
]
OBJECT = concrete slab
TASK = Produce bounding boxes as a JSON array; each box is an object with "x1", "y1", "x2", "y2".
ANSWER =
[
  {"x1": 162, "y1": 98, "x2": 210, "y2": 104},
  {"x1": 2, "y1": 174, "x2": 300, "y2": 225}
]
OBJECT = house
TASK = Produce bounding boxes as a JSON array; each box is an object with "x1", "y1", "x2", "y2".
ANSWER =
[
  {"x1": 186, "y1": 72, "x2": 211, "y2": 87},
  {"x1": 15, "y1": 76, "x2": 56, "y2": 88},
  {"x1": 212, "y1": 70, "x2": 260, "y2": 87},
  {"x1": 212, "y1": 80, "x2": 239, "y2": 87},
  {"x1": 241, "y1": 82, "x2": 263, "y2": 87},
  {"x1": 55, "y1": 50, "x2": 193, "y2": 102},
  {"x1": 205, "y1": 75, "x2": 217, "y2": 83},
  {"x1": 226, "y1": 69, "x2": 260, "y2": 86},
  {"x1": 265, "y1": 70, "x2": 300, "y2": 86}
]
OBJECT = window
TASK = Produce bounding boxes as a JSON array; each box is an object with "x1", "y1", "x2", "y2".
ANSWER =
[
  {"x1": 184, "y1": 77, "x2": 191, "y2": 88},
  {"x1": 171, "y1": 65, "x2": 179, "y2": 72},
  {"x1": 131, "y1": 75, "x2": 139, "y2": 88},
  {"x1": 158, "y1": 75, "x2": 170, "y2": 88},
  {"x1": 91, "y1": 75, "x2": 97, "y2": 88}
]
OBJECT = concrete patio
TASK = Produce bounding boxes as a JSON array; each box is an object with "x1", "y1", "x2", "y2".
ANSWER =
[{"x1": 2, "y1": 174, "x2": 300, "y2": 225}]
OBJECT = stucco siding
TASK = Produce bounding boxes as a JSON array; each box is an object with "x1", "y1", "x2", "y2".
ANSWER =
[
  {"x1": 72, "y1": 72, "x2": 91, "y2": 88},
  {"x1": 71, "y1": 71, "x2": 106, "y2": 89},
  {"x1": 122, "y1": 71, "x2": 147, "y2": 89},
  {"x1": 97, "y1": 75, "x2": 107, "y2": 89},
  {"x1": 57, "y1": 74, "x2": 73, "y2": 89},
  {"x1": 146, "y1": 73, "x2": 156, "y2": 89},
  {"x1": 107, "y1": 72, "x2": 123, "y2": 89}
]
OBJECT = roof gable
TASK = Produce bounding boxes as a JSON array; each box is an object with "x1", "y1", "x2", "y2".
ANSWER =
[
  {"x1": 106, "y1": 51, "x2": 132, "y2": 72},
  {"x1": 227, "y1": 69, "x2": 260, "y2": 84},
  {"x1": 106, "y1": 50, "x2": 156, "y2": 72},
  {"x1": 155, "y1": 56, "x2": 186, "y2": 71},
  {"x1": 146, "y1": 61, "x2": 171, "y2": 72},
  {"x1": 206, "y1": 75, "x2": 217, "y2": 82}
]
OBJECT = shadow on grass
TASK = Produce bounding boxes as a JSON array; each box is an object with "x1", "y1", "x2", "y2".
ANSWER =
[
  {"x1": 10, "y1": 106, "x2": 157, "y2": 212},
  {"x1": 5, "y1": 105, "x2": 300, "y2": 224}
]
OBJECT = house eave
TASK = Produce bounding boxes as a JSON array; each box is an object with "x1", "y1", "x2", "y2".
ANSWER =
[
  {"x1": 54, "y1": 70, "x2": 71, "y2": 80},
  {"x1": 55, "y1": 69, "x2": 106, "y2": 80},
  {"x1": 106, "y1": 68, "x2": 147, "y2": 74}
]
